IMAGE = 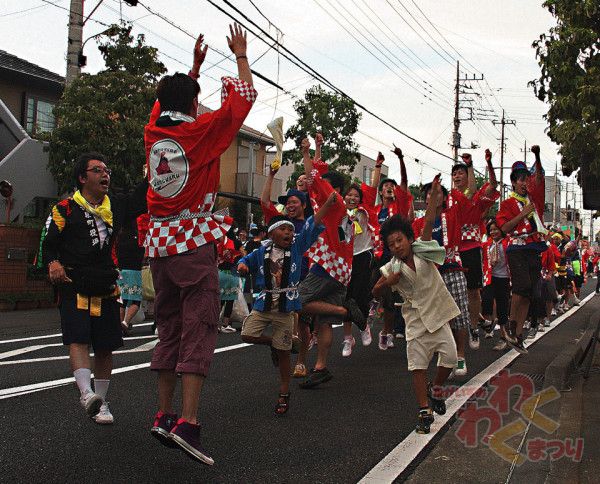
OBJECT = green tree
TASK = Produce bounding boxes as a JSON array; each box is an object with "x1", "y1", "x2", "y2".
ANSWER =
[
  {"x1": 48, "y1": 23, "x2": 166, "y2": 194},
  {"x1": 283, "y1": 85, "x2": 362, "y2": 175},
  {"x1": 531, "y1": 1, "x2": 600, "y2": 176}
]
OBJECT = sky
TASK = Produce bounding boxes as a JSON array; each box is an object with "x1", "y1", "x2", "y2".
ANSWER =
[{"x1": 1, "y1": 0, "x2": 590, "y2": 227}]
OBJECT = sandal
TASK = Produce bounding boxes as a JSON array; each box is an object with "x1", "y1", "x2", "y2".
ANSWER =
[{"x1": 275, "y1": 392, "x2": 290, "y2": 415}]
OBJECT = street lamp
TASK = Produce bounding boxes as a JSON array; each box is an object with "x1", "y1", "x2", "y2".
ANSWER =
[{"x1": 78, "y1": 26, "x2": 119, "y2": 67}]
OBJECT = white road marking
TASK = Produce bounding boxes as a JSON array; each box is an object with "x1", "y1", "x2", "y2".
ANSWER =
[
  {"x1": 359, "y1": 292, "x2": 595, "y2": 483},
  {"x1": 0, "y1": 342, "x2": 252, "y2": 399},
  {"x1": 0, "y1": 339, "x2": 160, "y2": 366},
  {"x1": 0, "y1": 343, "x2": 63, "y2": 360}
]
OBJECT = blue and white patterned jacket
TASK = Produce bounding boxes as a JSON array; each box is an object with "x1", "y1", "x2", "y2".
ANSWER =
[{"x1": 239, "y1": 216, "x2": 323, "y2": 313}]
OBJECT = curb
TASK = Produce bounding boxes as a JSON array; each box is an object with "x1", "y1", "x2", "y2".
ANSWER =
[{"x1": 544, "y1": 314, "x2": 598, "y2": 391}]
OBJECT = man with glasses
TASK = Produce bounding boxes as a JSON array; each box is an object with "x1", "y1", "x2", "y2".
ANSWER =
[{"x1": 41, "y1": 152, "x2": 122, "y2": 424}]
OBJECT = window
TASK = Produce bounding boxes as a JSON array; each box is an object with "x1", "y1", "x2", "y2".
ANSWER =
[{"x1": 26, "y1": 97, "x2": 56, "y2": 135}]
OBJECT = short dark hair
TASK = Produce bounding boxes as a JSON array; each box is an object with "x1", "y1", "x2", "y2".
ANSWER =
[
  {"x1": 344, "y1": 183, "x2": 363, "y2": 202},
  {"x1": 451, "y1": 164, "x2": 468, "y2": 175},
  {"x1": 486, "y1": 219, "x2": 503, "y2": 236},
  {"x1": 322, "y1": 171, "x2": 345, "y2": 193},
  {"x1": 421, "y1": 182, "x2": 449, "y2": 199},
  {"x1": 157, "y1": 73, "x2": 200, "y2": 114},
  {"x1": 74, "y1": 152, "x2": 108, "y2": 190},
  {"x1": 380, "y1": 214, "x2": 414, "y2": 249},
  {"x1": 378, "y1": 178, "x2": 397, "y2": 193},
  {"x1": 510, "y1": 170, "x2": 529, "y2": 183}
]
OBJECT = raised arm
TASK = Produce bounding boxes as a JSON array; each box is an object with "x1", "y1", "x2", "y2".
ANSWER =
[
  {"x1": 461, "y1": 153, "x2": 477, "y2": 198},
  {"x1": 227, "y1": 24, "x2": 253, "y2": 86},
  {"x1": 531, "y1": 145, "x2": 543, "y2": 184},
  {"x1": 392, "y1": 145, "x2": 408, "y2": 191},
  {"x1": 371, "y1": 152, "x2": 384, "y2": 188},
  {"x1": 301, "y1": 137, "x2": 313, "y2": 175},
  {"x1": 315, "y1": 132, "x2": 323, "y2": 162},
  {"x1": 421, "y1": 175, "x2": 442, "y2": 241},
  {"x1": 261, "y1": 165, "x2": 278, "y2": 206},
  {"x1": 484, "y1": 148, "x2": 498, "y2": 194},
  {"x1": 189, "y1": 34, "x2": 208, "y2": 80},
  {"x1": 313, "y1": 191, "x2": 338, "y2": 227}
]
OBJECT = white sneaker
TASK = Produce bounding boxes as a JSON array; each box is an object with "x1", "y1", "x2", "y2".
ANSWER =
[
  {"x1": 308, "y1": 334, "x2": 318, "y2": 351},
  {"x1": 342, "y1": 337, "x2": 355, "y2": 357},
  {"x1": 378, "y1": 331, "x2": 387, "y2": 351},
  {"x1": 386, "y1": 334, "x2": 394, "y2": 348},
  {"x1": 93, "y1": 402, "x2": 114, "y2": 424},
  {"x1": 455, "y1": 357, "x2": 467, "y2": 376},
  {"x1": 551, "y1": 309, "x2": 557, "y2": 317},
  {"x1": 360, "y1": 325, "x2": 372, "y2": 346},
  {"x1": 220, "y1": 325, "x2": 236, "y2": 333},
  {"x1": 468, "y1": 327, "x2": 480, "y2": 350},
  {"x1": 572, "y1": 296, "x2": 581, "y2": 306},
  {"x1": 543, "y1": 318, "x2": 551, "y2": 327},
  {"x1": 80, "y1": 390, "x2": 103, "y2": 417},
  {"x1": 395, "y1": 332, "x2": 405, "y2": 339}
]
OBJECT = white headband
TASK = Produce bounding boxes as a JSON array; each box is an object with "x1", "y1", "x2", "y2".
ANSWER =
[{"x1": 268, "y1": 220, "x2": 295, "y2": 233}]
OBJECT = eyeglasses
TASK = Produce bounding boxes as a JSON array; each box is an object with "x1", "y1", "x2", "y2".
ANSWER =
[{"x1": 86, "y1": 167, "x2": 112, "y2": 176}]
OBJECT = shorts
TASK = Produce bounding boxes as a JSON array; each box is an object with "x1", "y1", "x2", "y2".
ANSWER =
[
  {"x1": 346, "y1": 250, "x2": 374, "y2": 316},
  {"x1": 441, "y1": 270, "x2": 470, "y2": 330},
  {"x1": 150, "y1": 244, "x2": 219, "y2": 376},
  {"x1": 574, "y1": 274, "x2": 584, "y2": 288},
  {"x1": 406, "y1": 323, "x2": 458, "y2": 371},
  {"x1": 460, "y1": 247, "x2": 483, "y2": 290},
  {"x1": 59, "y1": 295, "x2": 123, "y2": 352},
  {"x1": 541, "y1": 277, "x2": 558, "y2": 303},
  {"x1": 299, "y1": 272, "x2": 346, "y2": 325},
  {"x1": 507, "y1": 249, "x2": 542, "y2": 299},
  {"x1": 241, "y1": 310, "x2": 294, "y2": 351}
]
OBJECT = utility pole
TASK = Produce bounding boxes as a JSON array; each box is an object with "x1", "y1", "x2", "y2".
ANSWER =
[
  {"x1": 520, "y1": 140, "x2": 527, "y2": 163},
  {"x1": 66, "y1": 0, "x2": 84, "y2": 85},
  {"x1": 553, "y1": 160, "x2": 558, "y2": 226},
  {"x1": 493, "y1": 109, "x2": 516, "y2": 200},
  {"x1": 452, "y1": 61, "x2": 460, "y2": 162},
  {"x1": 246, "y1": 143, "x2": 255, "y2": 229}
]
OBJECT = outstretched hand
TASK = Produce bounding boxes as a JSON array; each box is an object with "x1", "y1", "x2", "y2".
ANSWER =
[
  {"x1": 429, "y1": 174, "x2": 443, "y2": 207},
  {"x1": 227, "y1": 23, "x2": 247, "y2": 56},
  {"x1": 485, "y1": 148, "x2": 492, "y2": 163},
  {"x1": 301, "y1": 137, "x2": 311, "y2": 155},
  {"x1": 192, "y1": 34, "x2": 208, "y2": 69},
  {"x1": 315, "y1": 132, "x2": 324, "y2": 147},
  {"x1": 376, "y1": 152, "x2": 385, "y2": 166},
  {"x1": 392, "y1": 144, "x2": 403, "y2": 159},
  {"x1": 461, "y1": 153, "x2": 473, "y2": 167}
]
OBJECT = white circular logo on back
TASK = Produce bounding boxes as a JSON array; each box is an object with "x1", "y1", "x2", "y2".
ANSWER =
[{"x1": 149, "y1": 139, "x2": 189, "y2": 198}]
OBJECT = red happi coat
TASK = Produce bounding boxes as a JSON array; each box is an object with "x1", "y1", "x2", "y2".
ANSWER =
[
  {"x1": 412, "y1": 193, "x2": 469, "y2": 267},
  {"x1": 361, "y1": 183, "x2": 413, "y2": 258},
  {"x1": 144, "y1": 77, "x2": 257, "y2": 258},
  {"x1": 448, "y1": 183, "x2": 500, "y2": 251},
  {"x1": 305, "y1": 160, "x2": 354, "y2": 285},
  {"x1": 482, "y1": 237, "x2": 510, "y2": 286},
  {"x1": 496, "y1": 173, "x2": 545, "y2": 248}
]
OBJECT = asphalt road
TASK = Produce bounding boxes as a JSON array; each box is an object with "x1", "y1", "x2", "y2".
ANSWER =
[{"x1": 0, "y1": 283, "x2": 595, "y2": 483}]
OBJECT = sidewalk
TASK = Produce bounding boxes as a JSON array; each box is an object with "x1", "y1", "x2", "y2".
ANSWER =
[{"x1": 404, "y1": 293, "x2": 600, "y2": 483}]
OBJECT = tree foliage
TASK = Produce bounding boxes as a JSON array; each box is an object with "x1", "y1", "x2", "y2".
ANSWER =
[
  {"x1": 48, "y1": 23, "x2": 166, "y2": 194},
  {"x1": 283, "y1": 85, "x2": 362, "y2": 174},
  {"x1": 531, "y1": 1, "x2": 600, "y2": 176}
]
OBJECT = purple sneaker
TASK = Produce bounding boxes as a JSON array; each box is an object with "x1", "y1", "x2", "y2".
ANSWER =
[
  {"x1": 169, "y1": 418, "x2": 215, "y2": 465},
  {"x1": 150, "y1": 411, "x2": 178, "y2": 448}
]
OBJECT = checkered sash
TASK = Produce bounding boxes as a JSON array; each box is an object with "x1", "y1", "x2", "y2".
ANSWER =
[
  {"x1": 145, "y1": 192, "x2": 231, "y2": 258},
  {"x1": 221, "y1": 76, "x2": 258, "y2": 104},
  {"x1": 461, "y1": 223, "x2": 481, "y2": 242},
  {"x1": 306, "y1": 237, "x2": 352, "y2": 286}
]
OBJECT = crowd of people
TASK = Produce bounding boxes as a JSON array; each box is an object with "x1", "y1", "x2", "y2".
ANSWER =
[{"x1": 39, "y1": 25, "x2": 599, "y2": 465}]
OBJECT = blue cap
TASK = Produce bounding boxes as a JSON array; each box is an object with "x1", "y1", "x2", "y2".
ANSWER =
[
  {"x1": 511, "y1": 161, "x2": 528, "y2": 173},
  {"x1": 278, "y1": 189, "x2": 307, "y2": 206}
]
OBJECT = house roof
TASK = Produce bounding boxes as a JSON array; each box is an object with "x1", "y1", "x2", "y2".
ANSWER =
[
  {"x1": 198, "y1": 104, "x2": 275, "y2": 145},
  {"x1": 0, "y1": 50, "x2": 64, "y2": 86}
]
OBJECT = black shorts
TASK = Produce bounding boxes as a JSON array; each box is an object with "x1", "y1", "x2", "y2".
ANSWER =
[
  {"x1": 299, "y1": 272, "x2": 346, "y2": 325},
  {"x1": 460, "y1": 247, "x2": 483, "y2": 290},
  {"x1": 507, "y1": 249, "x2": 542, "y2": 299},
  {"x1": 346, "y1": 250, "x2": 374, "y2": 316},
  {"x1": 574, "y1": 274, "x2": 584, "y2": 288},
  {"x1": 59, "y1": 296, "x2": 123, "y2": 351}
]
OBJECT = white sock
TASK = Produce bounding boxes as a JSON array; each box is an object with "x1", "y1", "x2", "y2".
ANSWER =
[
  {"x1": 73, "y1": 368, "x2": 92, "y2": 395},
  {"x1": 94, "y1": 379, "x2": 110, "y2": 401}
]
